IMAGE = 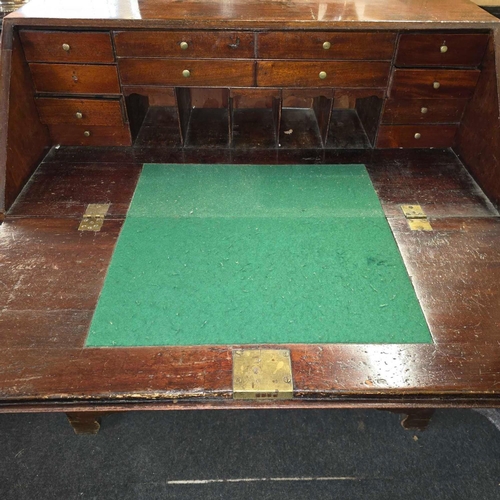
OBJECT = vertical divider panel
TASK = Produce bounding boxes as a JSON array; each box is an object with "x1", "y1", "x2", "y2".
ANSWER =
[
  {"x1": 312, "y1": 93, "x2": 333, "y2": 146},
  {"x1": 175, "y1": 87, "x2": 192, "y2": 146},
  {"x1": 228, "y1": 91, "x2": 234, "y2": 147},
  {"x1": 272, "y1": 90, "x2": 283, "y2": 147}
]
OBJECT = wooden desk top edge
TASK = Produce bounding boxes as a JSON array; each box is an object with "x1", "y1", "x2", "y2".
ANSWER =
[{"x1": 4, "y1": 0, "x2": 500, "y2": 30}]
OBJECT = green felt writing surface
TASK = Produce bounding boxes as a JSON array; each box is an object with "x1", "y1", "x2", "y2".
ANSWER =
[{"x1": 86, "y1": 164, "x2": 433, "y2": 346}]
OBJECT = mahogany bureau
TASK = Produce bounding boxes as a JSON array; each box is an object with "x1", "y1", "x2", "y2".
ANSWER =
[{"x1": 1, "y1": 0, "x2": 500, "y2": 434}]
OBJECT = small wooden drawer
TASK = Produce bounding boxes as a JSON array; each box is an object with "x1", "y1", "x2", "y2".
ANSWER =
[
  {"x1": 29, "y1": 64, "x2": 121, "y2": 94},
  {"x1": 20, "y1": 30, "x2": 115, "y2": 63},
  {"x1": 257, "y1": 61, "x2": 391, "y2": 87},
  {"x1": 114, "y1": 31, "x2": 255, "y2": 58},
  {"x1": 118, "y1": 59, "x2": 255, "y2": 86},
  {"x1": 257, "y1": 32, "x2": 396, "y2": 60},
  {"x1": 376, "y1": 124, "x2": 458, "y2": 148},
  {"x1": 389, "y1": 69, "x2": 480, "y2": 99},
  {"x1": 48, "y1": 125, "x2": 132, "y2": 146},
  {"x1": 396, "y1": 33, "x2": 489, "y2": 68},
  {"x1": 36, "y1": 98, "x2": 125, "y2": 126},
  {"x1": 382, "y1": 98, "x2": 468, "y2": 124}
]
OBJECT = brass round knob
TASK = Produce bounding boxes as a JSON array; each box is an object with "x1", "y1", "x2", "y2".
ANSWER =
[
  {"x1": 433, "y1": 81, "x2": 441, "y2": 89},
  {"x1": 319, "y1": 71, "x2": 327, "y2": 80},
  {"x1": 420, "y1": 107, "x2": 428, "y2": 114},
  {"x1": 414, "y1": 133, "x2": 421, "y2": 140},
  {"x1": 440, "y1": 45, "x2": 448, "y2": 53},
  {"x1": 180, "y1": 41, "x2": 189, "y2": 50},
  {"x1": 75, "y1": 111, "x2": 83, "y2": 119},
  {"x1": 182, "y1": 69, "x2": 191, "y2": 78},
  {"x1": 323, "y1": 41, "x2": 331, "y2": 50},
  {"x1": 83, "y1": 130, "x2": 91, "y2": 137},
  {"x1": 62, "y1": 43, "x2": 70, "y2": 52}
]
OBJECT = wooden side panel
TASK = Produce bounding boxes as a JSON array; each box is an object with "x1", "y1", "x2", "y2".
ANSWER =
[
  {"x1": 456, "y1": 31, "x2": 500, "y2": 208},
  {"x1": 0, "y1": 25, "x2": 51, "y2": 213}
]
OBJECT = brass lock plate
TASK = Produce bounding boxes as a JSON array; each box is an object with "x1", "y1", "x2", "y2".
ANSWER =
[{"x1": 233, "y1": 349, "x2": 293, "y2": 400}]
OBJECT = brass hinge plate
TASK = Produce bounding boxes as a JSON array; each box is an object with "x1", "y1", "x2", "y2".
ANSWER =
[
  {"x1": 78, "y1": 203, "x2": 111, "y2": 232},
  {"x1": 401, "y1": 204, "x2": 432, "y2": 231},
  {"x1": 233, "y1": 349, "x2": 293, "y2": 400}
]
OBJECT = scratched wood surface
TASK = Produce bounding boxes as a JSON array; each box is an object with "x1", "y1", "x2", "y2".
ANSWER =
[{"x1": 1, "y1": 147, "x2": 500, "y2": 410}]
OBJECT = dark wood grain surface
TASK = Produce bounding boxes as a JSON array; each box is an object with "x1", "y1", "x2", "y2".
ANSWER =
[
  {"x1": 257, "y1": 61, "x2": 391, "y2": 88},
  {"x1": 381, "y1": 99, "x2": 468, "y2": 124},
  {"x1": 9, "y1": 0, "x2": 498, "y2": 29},
  {"x1": 29, "y1": 63, "x2": 121, "y2": 95},
  {"x1": 389, "y1": 69, "x2": 481, "y2": 99},
  {"x1": 257, "y1": 32, "x2": 396, "y2": 60},
  {"x1": 114, "y1": 31, "x2": 255, "y2": 59},
  {"x1": 19, "y1": 30, "x2": 115, "y2": 63},
  {"x1": 1, "y1": 147, "x2": 499, "y2": 410},
  {"x1": 118, "y1": 59, "x2": 255, "y2": 87},
  {"x1": 396, "y1": 33, "x2": 490, "y2": 68},
  {"x1": 376, "y1": 124, "x2": 458, "y2": 148},
  {"x1": 36, "y1": 98, "x2": 125, "y2": 127}
]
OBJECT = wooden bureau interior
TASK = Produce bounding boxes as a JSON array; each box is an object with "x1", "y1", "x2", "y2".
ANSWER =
[{"x1": 1, "y1": 0, "x2": 500, "y2": 422}]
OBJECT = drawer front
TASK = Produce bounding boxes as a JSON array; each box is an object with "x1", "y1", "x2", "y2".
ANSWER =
[
  {"x1": 396, "y1": 33, "x2": 489, "y2": 68},
  {"x1": 114, "y1": 31, "x2": 255, "y2": 58},
  {"x1": 118, "y1": 59, "x2": 255, "y2": 86},
  {"x1": 48, "y1": 125, "x2": 132, "y2": 146},
  {"x1": 257, "y1": 61, "x2": 391, "y2": 87},
  {"x1": 36, "y1": 98, "x2": 125, "y2": 126},
  {"x1": 377, "y1": 124, "x2": 458, "y2": 148},
  {"x1": 382, "y1": 98, "x2": 468, "y2": 124},
  {"x1": 30, "y1": 64, "x2": 121, "y2": 94},
  {"x1": 258, "y1": 32, "x2": 396, "y2": 60},
  {"x1": 20, "y1": 31, "x2": 115, "y2": 63},
  {"x1": 389, "y1": 69, "x2": 480, "y2": 99}
]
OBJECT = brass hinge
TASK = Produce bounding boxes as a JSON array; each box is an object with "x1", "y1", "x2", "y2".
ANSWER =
[
  {"x1": 401, "y1": 204, "x2": 432, "y2": 231},
  {"x1": 78, "y1": 203, "x2": 111, "y2": 232},
  {"x1": 233, "y1": 349, "x2": 293, "y2": 400}
]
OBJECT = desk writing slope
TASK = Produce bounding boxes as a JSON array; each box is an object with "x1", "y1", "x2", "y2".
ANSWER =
[
  {"x1": 0, "y1": 0, "x2": 500, "y2": 428},
  {"x1": 87, "y1": 164, "x2": 432, "y2": 346}
]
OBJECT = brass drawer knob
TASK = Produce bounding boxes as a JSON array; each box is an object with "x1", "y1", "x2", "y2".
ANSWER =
[
  {"x1": 433, "y1": 81, "x2": 440, "y2": 89},
  {"x1": 319, "y1": 71, "x2": 327, "y2": 79},
  {"x1": 323, "y1": 41, "x2": 331, "y2": 50},
  {"x1": 420, "y1": 107, "x2": 428, "y2": 114},
  {"x1": 414, "y1": 132, "x2": 421, "y2": 139},
  {"x1": 180, "y1": 41, "x2": 189, "y2": 50},
  {"x1": 83, "y1": 130, "x2": 91, "y2": 137},
  {"x1": 62, "y1": 43, "x2": 70, "y2": 52},
  {"x1": 182, "y1": 69, "x2": 191, "y2": 78},
  {"x1": 440, "y1": 44, "x2": 448, "y2": 53},
  {"x1": 75, "y1": 111, "x2": 83, "y2": 119}
]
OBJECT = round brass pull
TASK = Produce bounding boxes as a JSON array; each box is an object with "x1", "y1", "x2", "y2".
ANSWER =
[
  {"x1": 319, "y1": 71, "x2": 327, "y2": 80},
  {"x1": 440, "y1": 45, "x2": 448, "y2": 53},
  {"x1": 62, "y1": 43, "x2": 70, "y2": 52},
  {"x1": 75, "y1": 111, "x2": 83, "y2": 119},
  {"x1": 433, "y1": 81, "x2": 441, "y2": 89},
  {"x1": 180, "y1": 41, "x2": 189, "y2": 50},
  {"x1": 420, "y1": 107, "x2": 428, "y2": 114},
  {"x1": 414, "y1": 133, "x2": 421, "y2": 140},
  {"x1": 323, "y1": 41, "x2": 331, "y2": 50},
  {"x1": 83, "y1": 130, "x2": 91, "y2": 137},
  {"x1": 182, "y1": 69, "x2": 191, "y2": 78}
]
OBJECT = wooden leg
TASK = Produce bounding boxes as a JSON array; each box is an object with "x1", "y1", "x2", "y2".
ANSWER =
[
  {"x1": 385, "y1": 409, "x2": 435, "y2": 431},
  {"x1": 66, "y1": 412, "x2": 104, "y2": 435}
]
